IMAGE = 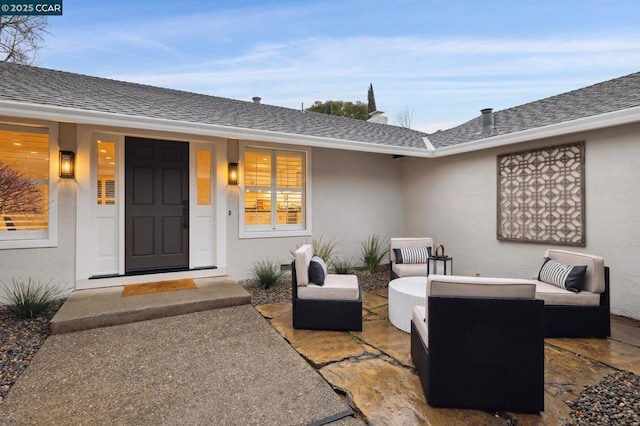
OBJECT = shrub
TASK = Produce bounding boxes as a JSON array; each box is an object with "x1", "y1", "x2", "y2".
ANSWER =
[
  {"x1": 312, "y1": 237, "x2": 339, "y2": 263},
  {"x1": 331, "y1": 256, "x2": 354, "y2": 274},
  {"x1": 290, "y1": 237, "x2": 340, "y2": 263},
  {"x1": 251, "y1": 259, "x2": 285, "y2": 289},
  {"x1": 0, "y1": 278, "x2": 64, "y2": 319},
  {"x1": 359, "y1": 233, "x2": 389, "y2": 273}
]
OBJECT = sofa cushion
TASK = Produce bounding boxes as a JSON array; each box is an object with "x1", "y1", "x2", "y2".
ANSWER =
[
  {"x1": 546, "y1": 249, "x2": 605, "y2": 294},
  {"x1": 392, "y1": 262, "x2": 428, "y2": 278},
  {"x1": 532, "y1": 281, "x2": 601, "y2": 306},
  {"x1": 295, "y1": 244, "x2": 313, "y2": 286},
  {"x1": 297, "y1": 273, "x2": 360, "y2": 301},
  {"x1": 538, "y1": 257, "x2": 587, "y2": 293},
  {"x1": 394, "y1": 246, "x2": 432, "y2": 264},
  {"x1": 428, "y1": 275, "x2": 536, "y2": 299},
  {"x1": 309, "y1": 256, "x2": 327, "y2": 285},
  {"x1": 412, "y1": 305, "x2": 428, "y2": 347}
]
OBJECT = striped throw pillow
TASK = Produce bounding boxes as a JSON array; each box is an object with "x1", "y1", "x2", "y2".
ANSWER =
[
  {"x1": 395, "y1": 246, "x2": 431, "y2": 264},
  {"x1": 538, "y1": 258, "x2": 587, "y2": 293}
]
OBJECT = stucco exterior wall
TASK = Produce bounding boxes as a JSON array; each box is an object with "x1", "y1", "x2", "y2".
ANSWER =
[
  {"x1": 226, "y1": 147, "x2": 404, "y2": 280},
  {"x1": 403, "y1": 122, "x2": 640, "y2": 320}
]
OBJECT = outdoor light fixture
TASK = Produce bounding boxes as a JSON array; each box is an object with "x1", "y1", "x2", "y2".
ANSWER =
[
  {"x1": 59, "y1": 150, "x2": 75, "y2": 179},
  {"x1": 228, "y1": 162, "x2": 239, "y2": 185}
]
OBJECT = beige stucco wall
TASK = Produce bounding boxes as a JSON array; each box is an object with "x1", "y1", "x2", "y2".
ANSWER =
[
  {"x1": 403, "y1": 122, "x2": 640, "y2": 320},
  {"x1": 226, "y1": 147, "x2": 404, "y2": 280}
]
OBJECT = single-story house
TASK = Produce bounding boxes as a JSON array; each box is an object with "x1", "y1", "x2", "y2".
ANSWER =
[{"x1": 0, "y1": 62, "x2": 639, "y2": 320}]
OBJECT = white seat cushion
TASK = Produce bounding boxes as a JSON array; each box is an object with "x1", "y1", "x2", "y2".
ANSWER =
[
  {"x1": 532, "y1": 280, "x2": 601, "y2": 306},
  {"x1": 392, "y1": 263, "x2": 428, "y2": 278},
  {"x1": 412, "y1": 305, "x2": 428, "y2": 347},
  {"x1": 297, "y1": 274, "x2": 360, "y2": 301}
]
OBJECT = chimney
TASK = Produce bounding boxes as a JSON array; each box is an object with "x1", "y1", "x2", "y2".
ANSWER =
[
  {"x1": 481, "y1": 108, "x2": 493, "y2": 134},
  {"x1": 367, "y1": 110, "x2": 388, "y2": 124},
  {"x1": 252, "y1": 96, "x2": 262, "y2": 104}
]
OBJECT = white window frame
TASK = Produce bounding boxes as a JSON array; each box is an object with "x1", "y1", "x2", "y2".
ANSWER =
[
  {"x1": 239, "y1": 143, "x2": 311, "y2": 239},
  {"x1": 0, "y1": 122, "x2": 58, "y2": 249}
]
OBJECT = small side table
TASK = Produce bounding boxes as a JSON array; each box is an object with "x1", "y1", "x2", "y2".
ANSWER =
[{"x1": 427, "y1": 256, "x2": 453, "y2": 275}]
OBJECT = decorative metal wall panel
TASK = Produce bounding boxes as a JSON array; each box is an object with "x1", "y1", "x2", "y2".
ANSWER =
[{"x1": 497, "y1": 142, "x2": 585, "y2": 246}]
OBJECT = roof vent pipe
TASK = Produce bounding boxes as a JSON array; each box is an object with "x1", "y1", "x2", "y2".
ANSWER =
[
  {"x1": 252, "y1": 97, "x2": 262, "y2": 104},
  {"x1": 481, "y1": 108, "x2": 493, "y2": 134}
]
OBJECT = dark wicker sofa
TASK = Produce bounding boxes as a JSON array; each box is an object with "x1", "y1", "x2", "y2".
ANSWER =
[
  {"x1": 532, "y1": 249, "x2": 610, "y2": 338},
  {"x1": 411, "y1": 275, "x2": 545, "y2": 413}
]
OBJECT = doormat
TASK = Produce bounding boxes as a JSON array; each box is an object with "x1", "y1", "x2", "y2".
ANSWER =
[{"x1": 122, "y1": 278, "x2": 197, "y2": 297}]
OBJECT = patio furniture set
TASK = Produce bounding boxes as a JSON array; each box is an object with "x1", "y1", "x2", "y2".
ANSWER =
[{"x1": 290, "y1": 239, "x2": 611, "y2": 414}]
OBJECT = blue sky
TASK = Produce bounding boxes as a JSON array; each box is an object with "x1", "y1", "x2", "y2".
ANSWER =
[{"x1": 38, "y1": 0, "x2": 640, "y2": 132}]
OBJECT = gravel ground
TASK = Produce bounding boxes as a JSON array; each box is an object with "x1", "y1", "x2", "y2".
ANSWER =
[
  {"x1": 2, "y1": 270, "x2": 639, "y2": 426},
  {"x1": 0, "y1": 300, "x2": 64, "y2": 403},
  {"x1": 566, "y1": 371, "x2": 640, "y2": 425}
]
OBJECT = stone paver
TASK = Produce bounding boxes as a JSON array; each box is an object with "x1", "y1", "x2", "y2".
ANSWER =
[
  {"x1": 257, "y1": 297, "x2": 640, "y2": 425},
  {"x1": 255, "y1": 303, "x2": 380, "y2": 368},
  {"x1": 546, "y1": 337, "x2": 640, "y2": 375},
  {"x1": 353, "y1": 318, "x2": 412, "y2": 367}
]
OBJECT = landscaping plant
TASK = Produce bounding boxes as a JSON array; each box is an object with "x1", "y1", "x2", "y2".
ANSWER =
[
  {"x1": 330, "y1": 256, "x2": 354, "y2": 274},
  {"x1": 359, "y1": 233, "x2": 389, "y2": 273},
  {"x1": 0, "y1": 277, "x2": 63, "y2": 319},
  {"x1": 290, "y1": 237, "x2": 339, "y2": 263},
  {"x1": 251, "y1": 258, "x2": 285, "y2": 289}
]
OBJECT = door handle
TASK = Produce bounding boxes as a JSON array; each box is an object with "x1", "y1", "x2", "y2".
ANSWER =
[{"x1": 182, "y1": 200, "x2": 189, "y2": 229}]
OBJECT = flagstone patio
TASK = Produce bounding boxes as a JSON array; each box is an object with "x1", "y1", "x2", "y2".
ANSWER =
[{"x1": 256, "y1": 288, "x2": 640, "y2": 425}]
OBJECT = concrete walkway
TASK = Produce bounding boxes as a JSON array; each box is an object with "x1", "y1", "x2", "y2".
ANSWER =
[{"x1": 2, "y1": 304, "x2": 361, "y2": 425}]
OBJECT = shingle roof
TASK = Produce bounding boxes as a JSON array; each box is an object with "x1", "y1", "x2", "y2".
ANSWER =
[
  {"x1": 1, "y1": 62, "x2": 639, "y2": 152},
  {"x1": 428, "y1": 71, "x2": 640, "y2": 148},
  {"x1": 0, "y1": 62, "x2": 429, "y2": 150}
]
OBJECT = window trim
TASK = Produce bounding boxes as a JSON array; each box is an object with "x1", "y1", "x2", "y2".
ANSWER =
[
  {"x1": 239, "y1": 142, "x2": 311, "y2": 239},
  {"x1": 0, "y1": 122, "x2": 58, "y2": 249}
]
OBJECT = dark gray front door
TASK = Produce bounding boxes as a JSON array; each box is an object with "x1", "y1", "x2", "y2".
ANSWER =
[{"x1": 125, "y1": 137, "x2": 189, "y2": 273}]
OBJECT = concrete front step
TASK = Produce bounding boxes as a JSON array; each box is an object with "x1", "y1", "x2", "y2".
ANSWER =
[{"x1": 50, "y1": 277, "x2": 251, "y2": 334}]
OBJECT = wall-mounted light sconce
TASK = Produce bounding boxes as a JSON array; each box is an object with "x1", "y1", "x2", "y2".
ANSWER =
[
  {"x1": 59, "y1": 150, "x2": 75, "y2": 179},
  {"x1": 228, "y1": 162, "x2": 239, "y2": 185}
]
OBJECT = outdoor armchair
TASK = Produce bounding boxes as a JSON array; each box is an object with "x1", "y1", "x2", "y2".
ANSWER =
[
  {"x1": 291, "y1": 244, "x2": 362, "y2": 331},
  {"x1": 411, "y1": 274, "x2": 545, "y2": 413}
]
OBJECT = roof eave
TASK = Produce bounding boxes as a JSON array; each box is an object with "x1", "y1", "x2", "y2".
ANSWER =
[
  {"x1": 429, "y1": 105, "x2": 640, "y2": 157},
  {"x1": 0, "y1": 100, "x2": 430, "y2": 157}
]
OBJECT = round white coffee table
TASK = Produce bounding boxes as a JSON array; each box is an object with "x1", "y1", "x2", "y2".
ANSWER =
[{"x1": 388, "y1": 276, "x2": 427, "y2": 333}]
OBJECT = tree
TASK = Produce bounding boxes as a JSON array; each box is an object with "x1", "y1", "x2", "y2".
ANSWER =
[
  {"x1": 0, "y1": 160, "x2": 43, "y2": 227},
  {"x1": 367, "y1": 83, "x2": 377, "y2": 114},
  {"x1": 0, "y1": 15, "x2": 48, "y2": 64},
  {"x1": 305, "y1": 100, "x2": 369, "y2": 120},
  {"x1": 395, "y1": 106, "x2": 414, "y2": 129}
]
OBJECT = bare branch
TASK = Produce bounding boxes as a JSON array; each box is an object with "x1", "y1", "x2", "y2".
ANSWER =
[
  {"x1": 0, "y1": 15, "x2": 49, "y2": 64},
  {"x1": 395, "y1": 106, "x2": 414, "y2": 129}
]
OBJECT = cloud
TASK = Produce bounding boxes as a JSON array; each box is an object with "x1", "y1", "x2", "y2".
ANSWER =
[{"x1": 42, "y1": 13, "x2": 640, "y2": 133}]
